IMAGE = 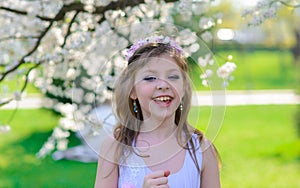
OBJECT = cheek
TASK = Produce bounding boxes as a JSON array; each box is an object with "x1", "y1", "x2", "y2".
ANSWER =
[
  {"x1": 135, "y1": 84, "x2": 154, "y2": 114},
  {"x1": 135, "y1": 83, "x2": 154, "y2": 98},
  {"x1": 171, "y1": 81, "x2": 185, "y2": 98}
]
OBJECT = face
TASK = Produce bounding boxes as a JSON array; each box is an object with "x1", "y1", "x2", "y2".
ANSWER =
[{"x1": 130, "y1": 54, "x2": 185, "y2": 121}]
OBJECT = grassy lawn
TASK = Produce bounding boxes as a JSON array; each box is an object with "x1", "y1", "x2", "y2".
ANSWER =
[
  {"x1": 192, "y1": 105, "x2": 300, "y2": 187},
  {"x1": 1, "y1": 79, "x2": 40, "y2": 95},
  {"x1": 216, "y1": 49, "x2": 297, "y2": 90},
  {"x1": 1, "y1": 105, "x2": 299, "y2": 187},
  {"x1": 0, "y1": 109, "x2": 97, "y2": 188},
  {"x1": 190, "y1": 49, "x2": 297, "y2": 91}
]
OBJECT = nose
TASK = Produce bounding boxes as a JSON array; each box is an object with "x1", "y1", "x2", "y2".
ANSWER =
[{"x1": 156, "y1": 79, "x2": 170, "y2": 90}]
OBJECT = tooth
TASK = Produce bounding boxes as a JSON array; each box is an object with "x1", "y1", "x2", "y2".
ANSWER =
[{"x1": 154, "y1": 97, "x2": 171, "y2": 101}]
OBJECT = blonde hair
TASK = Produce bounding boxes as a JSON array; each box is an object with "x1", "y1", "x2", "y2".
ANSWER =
[{"x1": 113, "y1": 43, "x2": 204, "y2": 172}]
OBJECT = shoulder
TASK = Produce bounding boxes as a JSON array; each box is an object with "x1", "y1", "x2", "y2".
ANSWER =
[
  {"x1": 99, "y1": 134, "x2": 120, "y2": 162},
  {"x1": 200, "y1": 137, "x2": 220, "y2": 171},
  {"x1": 188, "y1": 130, "x2": 219, "y2": 169},
  {"x1": 186, "y1": 125, "x2": 204, "y2": 147},
  {"x1": 199, "y1": 137, "x2": 221, "y2": 187},
  {"x1": 94, "y1": 134, "x2": 119, "y2": 188}
]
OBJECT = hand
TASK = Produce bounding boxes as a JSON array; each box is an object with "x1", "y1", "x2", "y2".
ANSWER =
[{"x1": 143, "y1": 170, "x2": 170, "y2": 188}]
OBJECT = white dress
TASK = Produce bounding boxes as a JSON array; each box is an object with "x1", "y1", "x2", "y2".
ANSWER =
[{"x1": 118, "y1": 134, "x2": 202, "y2": 188}]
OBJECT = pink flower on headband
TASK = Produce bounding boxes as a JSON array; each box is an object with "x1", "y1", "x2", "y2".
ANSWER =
[{"x1": 125, "y1": 35, "x2": 184, "y2": 61}]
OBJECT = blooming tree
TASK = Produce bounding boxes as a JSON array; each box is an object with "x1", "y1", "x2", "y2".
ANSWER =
[
  {"x1": 242, "y1": 0, "x2": 300, "y2": 63},
  {"x1": 242, "y1": 0, "x2": 300, "y2": 26},
  {"x1": 243, "y1": 0, "x2": 300, "y2": 137},
  {"x1": 0, "y1": 0, "x2": 235, "y2": 157}
]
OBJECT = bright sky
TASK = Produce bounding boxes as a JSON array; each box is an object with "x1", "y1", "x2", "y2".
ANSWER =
[
  {"x1": 212, "y1": 0, "x2": 259, "y2": 9},
  {"x1": 233, "y1": 0, "x2": 259, "y2": 8}
]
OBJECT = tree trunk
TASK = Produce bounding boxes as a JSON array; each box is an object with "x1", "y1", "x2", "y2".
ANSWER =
[
  {"x1": 296, "y1": 57, "x2": 300, "y2": 138},
  {"x1": 291, "y1": 28, "x2": 300, "y2": 64}
]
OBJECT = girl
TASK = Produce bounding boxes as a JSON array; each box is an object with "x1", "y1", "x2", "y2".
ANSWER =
[{"x1": 95, "y1": 36, "x2": 220, "y2": 188}]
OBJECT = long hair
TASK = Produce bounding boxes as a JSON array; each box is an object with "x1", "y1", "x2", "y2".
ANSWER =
[{"x1": 113, "y1": 43, "x2": 204, "y2": 172}]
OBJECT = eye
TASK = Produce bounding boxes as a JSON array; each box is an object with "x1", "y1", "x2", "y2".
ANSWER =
[
  {"x1": 168, "y1": 75, "x2": 180, "y2": 80},
  {"x1": 143, "y1": 76, "x2": 157, "y2": 81}
]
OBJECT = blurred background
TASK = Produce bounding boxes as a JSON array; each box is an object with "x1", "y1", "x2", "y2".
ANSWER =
[{"x1": 0, "y1": 0, "x2": 299, "y2": 187}]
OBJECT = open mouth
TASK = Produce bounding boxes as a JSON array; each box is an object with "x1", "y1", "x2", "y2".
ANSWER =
[{"x1": 152, "y1": 96, "x2": 173, "y2": 106}]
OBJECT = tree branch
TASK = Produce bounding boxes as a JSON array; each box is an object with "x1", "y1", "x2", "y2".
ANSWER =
[
  {"x1": 279, "y1": 0, "x2": 300, "y2": 8},
  {"x1": 0, "y1": 0, "x2": 180, "y2": 98},
  {"x1": 0, "y1": 21, "x2": 53, "y2": 82},
  {"x1": 0, "y1": 98, "x2": 13, "y2": 107},
  {"x1": 0, "y1": 35, "x2": 39, "y2": 42},
  {"x1": 0, "y1": 6, "x2": 27, "y2": 15},
  {"x1": 0, "y1": 58, "x2": 46, "y2": 108},
  {"x1": 61, "y1": 11, "x2": 79, "y2": 48},
  {"x1": 0, "y1": 0, "x2": 179, "y2": 22}
]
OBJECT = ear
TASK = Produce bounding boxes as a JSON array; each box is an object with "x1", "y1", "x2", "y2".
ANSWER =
[{"x1": 130, "y1": 89, "x2": 137, "y2": 100}]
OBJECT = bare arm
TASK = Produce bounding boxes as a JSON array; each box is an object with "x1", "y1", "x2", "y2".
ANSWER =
[
  {"x1": 94, "y1": 136, "x2": 119, "y2": 188},
  {"x1": 200, "y1": 138, "x2": 221, "y2": 188}
]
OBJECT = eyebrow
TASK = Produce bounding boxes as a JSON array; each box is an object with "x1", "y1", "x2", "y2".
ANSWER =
[{"x1": 141, "y1": 68, "x2": 180, "y2": 74}]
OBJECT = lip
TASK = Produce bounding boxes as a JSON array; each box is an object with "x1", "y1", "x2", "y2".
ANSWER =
[
  {"x1": 152, "y1": 95, "x2": 174, "y2": 100},
  {"x1": 152, "y1": 95, "x2": 173, "y2": 107}
]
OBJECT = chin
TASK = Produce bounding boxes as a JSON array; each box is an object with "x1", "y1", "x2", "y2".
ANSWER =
[{"x1": 152, "y1": 109, "x2": 176, "y2": 120}]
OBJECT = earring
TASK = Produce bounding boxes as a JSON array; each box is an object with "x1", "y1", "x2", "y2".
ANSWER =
[
  {"x1": 179, "y1": 102, "x2": 183, "y2": 111},
  {"x1": 133, "y1": 100, "x2": 138, "y2": 113}
]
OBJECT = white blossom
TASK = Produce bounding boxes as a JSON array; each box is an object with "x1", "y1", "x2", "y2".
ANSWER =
[
  {"x1": 0, "y1": 125, "x2": 11, "y2": 133},
  {"x1": 262, "y1": 7, "x2": 277, "y2": 19},
  {"x1": 53, "y1": 127, "x2": 70, "y2": 139},
  {"x1": 198, "y1": 54, "x2": 214, "y2": 67},
  {"x1": 192, "y1": 2, "x2": 209, "y2": 15},
  {"x1": 66, "y1": 68, "x2": 77, "y2": 80},
  {"x1": 0, "y1": 0, "x2": 235, "y2": 157},
  {"x1": 69, "y1": 88, "x2": 84, "y2": 103},
  {"x1": 242, "y1": 0, "x2": 280, "y2": 26},
  {"x1": 205, "y1": 69, "x2": 213, "y2": 77},
  {"x1": 84, "y1": 92, "x2": 95, "y2": 103},
  {"x1": 189, "y1": 43, "x2": 200, "y2": 53},
  {"x1": 201, "y1": 31, "x2": 213, "y2": 43},
  {"x1": 179, "y1": 29, "x2": 197, "y2": 45},
  {"x1": 198, "y1": 57, "x2": 207, "y2": 67},
  {"x1": 57, "y1": 139, "x2": 69, "y2": 151},
  {"x1": 202, "y1": 79, "x2": 209, "y2": 87},
  {"x1": 256, "y1": 0, "x2": 269, "y2": 9},
  {"x1": 59, "y1": 117, "x2": 76, "y2": 130},
  {"x1": 199, "y1": 17, "x2": 215, "y2": 29},
  {"x1": 13, "y1": 91, "x2": 22, "y2": 101},
  {"x1": 217, "y1": 62, "x2": 237, "y2": 79}
]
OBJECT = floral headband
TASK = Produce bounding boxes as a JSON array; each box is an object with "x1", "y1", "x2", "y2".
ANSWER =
[{"x1": 125, "y1": 35, "x2": 184, "y2": 61}]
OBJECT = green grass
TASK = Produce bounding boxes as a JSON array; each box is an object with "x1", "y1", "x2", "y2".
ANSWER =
[
  {"x1": 1, "y1": 79, "x2": 40, "y2": 95},
  {"x1": 1, "y1": 106, "x2": 299, "y2": 187},
  {"x1": 191, "y1": 49, "x2": 297, "y2": 90},
  {"x1": 191, "y1": 105, "x2": 300, "y2": 187},
  {"x1": 215, "y1": 49, "x2": 297, "y2": 90},
  {"x1": 0, "y1": 109, "x2": 97, "y2": 188}
]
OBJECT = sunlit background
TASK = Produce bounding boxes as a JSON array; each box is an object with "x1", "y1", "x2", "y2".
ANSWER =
[{"x1": 1, "y1": 0, "x2": 299, "y2": 187}]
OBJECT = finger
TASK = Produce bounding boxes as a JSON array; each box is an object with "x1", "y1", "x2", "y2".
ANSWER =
[
  {"x1": 156, "y1": 184, "x2": 170, "y2": 188},
  {"x1": 145, "y1": 170, "x2": 165, "y2": 179},
  {"x1": 143, "y1": 176, "x2": 168, "y2": 187},
  {"x1": 153, "y1": 177, "x2": 168, "y2": 185},
  {"x1": 164, "y1": 170, "x2": 170, "y2": 177}
]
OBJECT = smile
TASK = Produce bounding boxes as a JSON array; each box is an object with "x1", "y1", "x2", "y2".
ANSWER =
[
  {"x1": 153, "y1": 96, "x2": 172, "y2": 102},
  {"x1": 152, "y1": 96, "x2": 174, "y2": 107}
]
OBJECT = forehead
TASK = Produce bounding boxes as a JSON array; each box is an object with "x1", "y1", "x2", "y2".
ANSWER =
[{"x1": 138, "y1": 55, "x2": 181, "y2": 73}]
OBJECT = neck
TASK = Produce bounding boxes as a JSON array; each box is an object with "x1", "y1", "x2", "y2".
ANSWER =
[{"x1": 139, "y1": 115, "x2": 177, "y2": 141}]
